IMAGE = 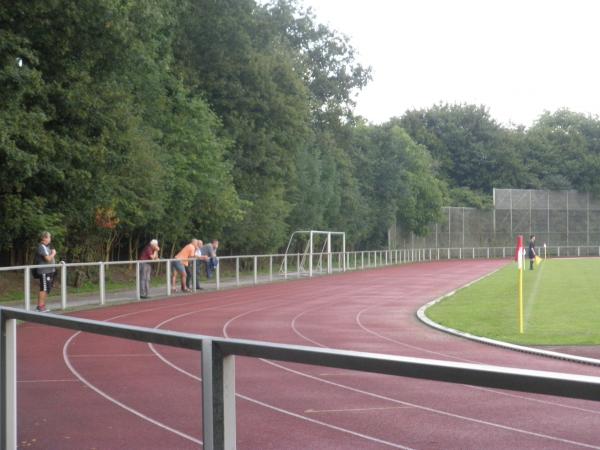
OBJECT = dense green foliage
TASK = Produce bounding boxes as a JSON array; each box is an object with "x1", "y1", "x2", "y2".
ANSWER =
[
  {"x1": 2, "y1": 0, "x2": 600, "y2": 263},
  {"x1": 426, "y1": 259, "x2": 600, "y2": 345}
]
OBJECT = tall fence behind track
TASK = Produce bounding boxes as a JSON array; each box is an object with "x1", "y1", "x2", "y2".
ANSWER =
[
  {"x1": 1, "y1": 243, "x2": 599, "y2": 312},
  {"x1": 393, "y1": 189, "x2": 600, "y2": 250},
  {"x1": 2, "y1": 307, "x2": 600, "y2": 450}
]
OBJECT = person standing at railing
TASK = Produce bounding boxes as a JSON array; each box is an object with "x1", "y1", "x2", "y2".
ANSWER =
[
  {"x1": 35, "y1": 231, "x2": 57, "y2": 312},
  {"x1": 172, "y1": 239, "x2": 200, "y2": 293},
  {"x1": 187, "y1": 239, "x2": 209, "y2": 291},
  {"x1": 528, "y1": 235, "x2": 537, "y2": 270},
  {"x1": 201, "y1": 239, "x2": 219, "y2": 279},
  {"x1": 139, "y1": 239, "x2": 160, "y2": 299}
]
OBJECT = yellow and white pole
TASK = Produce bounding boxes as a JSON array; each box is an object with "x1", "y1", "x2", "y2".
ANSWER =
[{"x1": 516, "y1": 235, "x2": 524, "y2": 334}]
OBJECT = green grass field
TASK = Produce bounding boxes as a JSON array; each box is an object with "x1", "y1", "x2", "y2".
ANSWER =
[{"x1": 426, "y1": 258, "x2": 600, "y2": 346}]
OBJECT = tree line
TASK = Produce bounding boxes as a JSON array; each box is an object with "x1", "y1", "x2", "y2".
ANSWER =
[{"x1": 2, "y1": 0, "x2": 599, "y2": 265}]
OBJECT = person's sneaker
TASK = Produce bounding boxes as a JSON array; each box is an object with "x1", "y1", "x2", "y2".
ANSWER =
[{"x1": 35, "y1": 306, "x2": 51, "y2": 313}]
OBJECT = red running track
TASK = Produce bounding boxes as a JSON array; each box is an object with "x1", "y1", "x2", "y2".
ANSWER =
[{"x1": 17, "y1": 260, "x2": 600, "y2": 449}]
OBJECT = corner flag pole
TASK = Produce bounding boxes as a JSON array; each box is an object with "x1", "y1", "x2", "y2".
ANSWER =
[{"x1": 515, "y1": 235, "x2": 524, "y2": 334}]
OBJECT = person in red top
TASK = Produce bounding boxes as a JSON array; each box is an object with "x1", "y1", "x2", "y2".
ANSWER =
[
  {"x1": 172, "y1": 239, "x2": 199, "y2": 292},
  {"x1": 139, "y1": 239, "x2": 159, "y2": 299}
]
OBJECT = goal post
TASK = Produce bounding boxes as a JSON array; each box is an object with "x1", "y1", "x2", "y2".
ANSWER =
[{"x1": 282, "y1": 230, "x2": 346, "y2": 277}]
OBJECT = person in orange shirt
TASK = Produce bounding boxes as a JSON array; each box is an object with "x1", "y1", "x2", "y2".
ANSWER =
[{"x1": 172, "y1": 239, "x2": 200, "y2": 292}]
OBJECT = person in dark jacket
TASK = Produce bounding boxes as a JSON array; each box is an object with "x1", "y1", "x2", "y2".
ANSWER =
[{"x1": 528, "y1": 235, "x2": 537, "y2": 270}]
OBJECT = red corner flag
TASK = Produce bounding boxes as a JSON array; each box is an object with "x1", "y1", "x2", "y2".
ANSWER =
[{"x1": 515, "y1": 235, "x2": 523, "y2": 269}]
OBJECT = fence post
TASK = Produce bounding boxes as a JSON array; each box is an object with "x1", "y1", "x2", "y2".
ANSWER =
[
  {"x1": 166, "y1": 260, "x2": 172, "y2": 295},
  {"x1": 202, "y1": 340, "x2": 236, "y2": 450},
  {"x1": 136, "y1": 261, "x2": 141, "y2": 300},
  {"x1": 61, "y1": 262, "x2": 67, "y2": 310},
  {"x1": 99, "y1": 262, "x2": 106, "y2": 305},
  {"x1": 192, "y1": 260, "x2": 197, "y2": 293},
  {"x1": 253, "y1": 256, "x2": 258, "y2": 285},
  {"x1": 1, "y1": 313, "x2": 18, "y2": 450},
  {"x1": 24, "y1": 268, "x2": 31, "y2": 311},
  {"x1": 487, "y1": 248, "x2": 490, "y2": 259},
  {"x1": 297, "y1": 253, "x2": 301, "y2": 278},
  {"x1": 284, "y1": 255, "x2": 288, "y2": 279},
  {"x1": 216, "y1": 262, "x2": 221, "y2": 290},
  {"x1": 269, "y1": 256, "x2": 273, "y2": 282}
]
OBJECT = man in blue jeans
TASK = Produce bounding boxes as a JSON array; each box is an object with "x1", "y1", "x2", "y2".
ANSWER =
[{"x1": 201, "y1": 239, "x2": 219, "y2": 279}]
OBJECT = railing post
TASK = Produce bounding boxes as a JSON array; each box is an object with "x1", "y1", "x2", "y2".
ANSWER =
[
  {"x1": 487, "y1": 248, "x2": 490, "y2": 259},
  {"x1": 24, "y1": 268, "x2": 30, "y2": 311},
  {"x1": 61, "y1": 262, "x2": 67, "y2": 310},
  {"x1": 166, "y1": 260, "x2": 172, "y2": 295},
  {"x1": 202, "y1": 340, "x2": 236, "y2": 450},
  {"x1": 269, "y1": 256, "x2": 273, "y2": 282},
  {"x1": 236, "y1": 258, "x2": 240, "y2": 286},
  {"x1": 284, "y1": 255, "x2": 288, "y2": 279},
  {"x1": 297, "y1": 253, "x2": 301, "y2": 278},
  {"x1": 136, "y1": 261, "x2": 141, "y2": 300},
  {"x1": 253, "y1": 256, "x2": 258, "y2": 285},
  {"x1": 99, "y1": 262, "x2": 106, "y2": 305},
  {"x1": 192, "y1": 260, "x2": 197, "y2": 293},
  {"x1": 1, "y1": 313, "x2": 18, "y2": 450},
  {"x1": 216, "y1": 262, "x2": 221, "y2": 290}
]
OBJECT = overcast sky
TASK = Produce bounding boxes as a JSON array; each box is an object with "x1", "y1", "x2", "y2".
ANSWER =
[{"x1": 300, "y1": 0, "x2": 600, "y2": 128}]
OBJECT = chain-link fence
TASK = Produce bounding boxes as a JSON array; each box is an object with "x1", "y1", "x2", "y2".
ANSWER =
[{"x1": 392, "y1": 189, "x2": 600, "y2": 249}]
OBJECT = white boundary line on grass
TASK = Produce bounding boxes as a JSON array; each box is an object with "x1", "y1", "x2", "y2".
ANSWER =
[{"x1": 416, "y1": 264, "x2": 600, "y2": 368}]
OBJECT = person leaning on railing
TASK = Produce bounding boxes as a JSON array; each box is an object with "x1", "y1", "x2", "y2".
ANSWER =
[
  {"x1": 172, "y1": 239, "x2": 200, "y2": 293},
  {"x1": 139, "y1": 239, "x2": 160, "y2": 299},
  {"x1": 201, "y1": 239, "x2": 219, "y2": 279},
  {"x1": 35, "y1": 231, "x2": 57, "y2": 312}
]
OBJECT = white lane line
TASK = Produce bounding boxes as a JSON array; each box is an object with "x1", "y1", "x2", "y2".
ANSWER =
[
  {"x1": 238, "y1": 394, "x2": 415, "y2": 450},
  {"x1": 63, "y1": 331, "x2": 203, "y2": 445},
  {"x1": 262, "y1": 359, "x2": 600, "y2": 449},
  {"x1": 305, "y1": 406, "x2": 412, "y2": 414},
  {"x1": 70, "y1": 353, "x2": 156, "y2": 358},
  {"x1": 524, "y1": 260, "x2": 544, "y2": 326},
  {"x1": 148, "y1": 291, "x2": 419, "y2": 449},
  {"x1": 356, "y1": 304, "x2": 600, "y2": 415},
  {"x1": 355, "y1": 307, "x2": 481, "y2": 363},
  {"x1": 19, "y1": 379, "x2": 79, "y2": 383},
  {"x1": 288, "y1": 298, "x2": 600, "y2": 447}
]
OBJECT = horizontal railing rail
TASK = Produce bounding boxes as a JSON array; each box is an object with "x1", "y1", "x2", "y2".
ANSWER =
[
  {"x1": 2, "y1": 244, "x2": 600, "y2": 312},
  {"x1": 1, "y1": 306, "x2": 600, "y2": 449}
]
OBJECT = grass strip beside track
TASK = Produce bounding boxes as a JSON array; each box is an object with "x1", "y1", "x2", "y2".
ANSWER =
[{"x1": 426, "y1": 258, "x2": 600, "y2": 346}]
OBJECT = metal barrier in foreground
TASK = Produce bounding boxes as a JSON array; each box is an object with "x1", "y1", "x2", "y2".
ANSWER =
[{"x1": 2, "y1": 307, "x2": 600, "y2": 450}]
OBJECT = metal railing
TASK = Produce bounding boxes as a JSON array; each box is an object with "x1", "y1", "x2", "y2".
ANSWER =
[
  {"x1": 2, "y1": 244, "x2": 599, "y2": 312},
  {"x1": 2, "y1": 306, "x2": 600, "y2": 449}
]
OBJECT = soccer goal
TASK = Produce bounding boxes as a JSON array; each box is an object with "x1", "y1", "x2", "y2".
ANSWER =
[{"x1": 281, "y1": 230, "x2": 346, "y2": 277}]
